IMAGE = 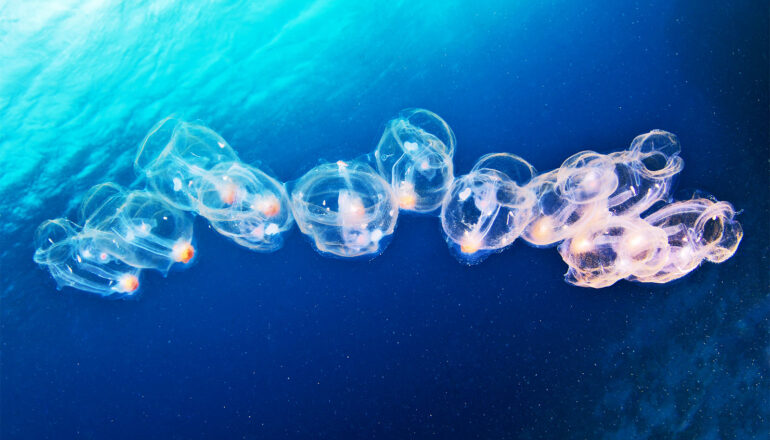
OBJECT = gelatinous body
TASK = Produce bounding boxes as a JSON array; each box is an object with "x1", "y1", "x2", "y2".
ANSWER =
[
  {"x1": 195, "y1": 161, "x2": 294, "y2": 251},
  {"x1": 521, "y1": 130, "x2": 683, "y2": 248},
  {"x1": 78, "y1": 183, "x2": 196, "y2": 274},
  {"x1": 520, "y1": 170, "x2": 606, "y2": 247},
  {"x1": 607, "y1": 130, "x2": 683, "y2": 216},
  {"x1": 134, "y1": 119, "x2": 294, "y2": 252},
  {"x1": 632, "y1": 197, "x2": 743, "y2": 283},
  {"x1": 558, "y1": 214, "x2": 671, "y2": 288},
  {"x1": 556, "y1": 151, "x2": 619, "y2": 205},
  {"x1": 135, "y1": 117, "x2": 240, "y2": 211},
  {"x1": 556, "y1": 195, "x2": 742, "y2": 288},
  {"x1": 375, "y1": 109, "x2": 456, "y2": 213},
  {"x1": 33, "y1": 219, "x2": 142, "y2": 297},
  {"x1": 441, "y1": 153, "x2": 537, "y2": 263},
  {"x1": 291, "y1": 160, "x2": 398, "y2": 257}
]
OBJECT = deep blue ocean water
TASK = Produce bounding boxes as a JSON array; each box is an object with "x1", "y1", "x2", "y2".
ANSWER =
[{"x1": 1, "y1": 0, "x2": 768, "y2": 438}]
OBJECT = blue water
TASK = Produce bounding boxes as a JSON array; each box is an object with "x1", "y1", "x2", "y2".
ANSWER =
[{"x1": 1, "y1": 0, "x2": 768, "y2": 438}]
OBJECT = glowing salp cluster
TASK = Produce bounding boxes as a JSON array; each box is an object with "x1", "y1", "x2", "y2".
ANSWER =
[
  {"x1": 543, "y1": 131, "x2": 740, "y2": 288},
  {"x1": 439, "y1": 129, "x2": 742, "y2": 288},
  {"x1": 555, "y1": 197, "x2": 742, "y2": 288},
  {"x1": 34, "y1": 111, "x2": 743, "y2": 297},
  {"x1": 33, "y1": 184, "x2": 195, "y2": 297},
  {"x1": 135, "y1": 117, "x2": 294, "y2": 251}
]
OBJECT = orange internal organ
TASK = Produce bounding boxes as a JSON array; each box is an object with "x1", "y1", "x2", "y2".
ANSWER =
[{"x1": 172, "y1": 242, "x2": 195, "y2": 263}]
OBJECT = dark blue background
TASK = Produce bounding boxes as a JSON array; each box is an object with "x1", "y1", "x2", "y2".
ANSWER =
[{"x1": 2, "y1": 1, "x2": 768, "y2": 438}]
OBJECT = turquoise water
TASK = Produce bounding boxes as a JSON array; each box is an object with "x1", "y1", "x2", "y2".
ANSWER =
[
  {"x1": 1, "y1": 0, "x2": 768, "y2": 438},
  {"x1": 0, "y1": 0, "x2": 492, "y2": 246}
]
